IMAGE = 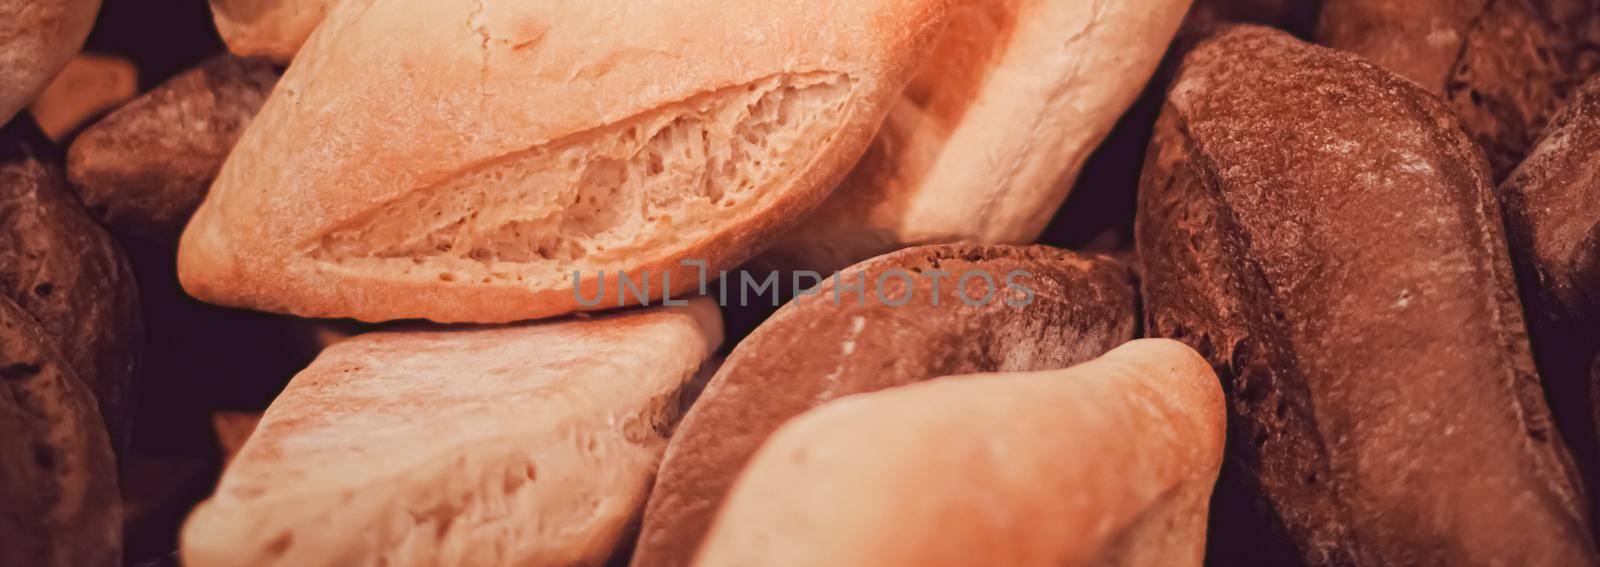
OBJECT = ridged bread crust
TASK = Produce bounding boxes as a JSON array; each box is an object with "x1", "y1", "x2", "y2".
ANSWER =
[
  {"x1": 180, "y1": 300, "x2": 722, "y2": 567},
  {"x1": 765, "y1": 0, "x2": 1192, "y2": 273},
  {"x1": 178, "y1": 0, "x2": 950, "y2": 323},
  {"x1": 694, "y1": 339, "x2": 1225, "y2": 567}
]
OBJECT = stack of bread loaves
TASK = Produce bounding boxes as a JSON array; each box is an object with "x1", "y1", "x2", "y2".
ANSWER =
[{"x1": 7, "y1": 0, "x2": 1600, "y2": 565}]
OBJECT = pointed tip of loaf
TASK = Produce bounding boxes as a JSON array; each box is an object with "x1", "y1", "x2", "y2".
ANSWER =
[{"x1": 177, "y1": 201, "x2": 241, "y2": 306}]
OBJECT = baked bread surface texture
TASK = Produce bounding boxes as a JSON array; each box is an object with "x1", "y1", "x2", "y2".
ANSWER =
[
  {"x1": 0, "y1": 117, "x2": 142, "y2": 456},
  {"x1": 26, "y1": 53, "x2": 139, "y2": 140},
  {"x1": 1498, "y1": 74, "x2": 1600, "y2": 541},
  {"x1": 0, "y1": 295, "x2": 121, "y2": 567},
  {"x1": 180, "y1": 300, "x2": 722, "y2": 567},
  {"x1": 1138, "y1": 25, "x2": 1599, "y2": 565},
  {"x1": 1318, "y1": 0, "x2": 1600, "y2": 179},
  {"x1": 68, "y1": 54, "x2": 279, "y2": 239},
  {"x1": 693, "y1": 339, "x2": 1224, "y2": 567},
  {"x1": 178, "y1": 0, "x2": 950, "y2": 323},
  {"x1": 632, "y1": 243, "x2": 1138, "y2": 567},
  {"x1": 0, "y1": 0, "x2": 100, "y2": 124},
  {"x1": 208, "y1": 0, "x2": 335, "y2": 63},
  {"x1": 765, "y1": 0, "x2": 1192, "y2": 273}
]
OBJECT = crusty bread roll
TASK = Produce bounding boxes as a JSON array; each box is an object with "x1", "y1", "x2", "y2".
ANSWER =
[
  {"x1": 0, "y1": 295, "x2": 121, "y2": 567},
  {"x1": 178, "y1": 0, "x2": 950, "y2": 323},
  {"x1": 68, "y1": 54, "x2": 278, "y2": 239},
  {"x1": 208, "y1": 0, "x2": 334, "y2": 63},
  {"x1": 694, "y1": 339, "x2": 1225, "y2": 567},
  {"x1": 1498, "y1": 74, "x2": 1600, "y2": 538},
  {"x1": 1318, "y1": 0, "x2": 1600, "y2": 179},
  {"x1": 1139, "y1": 26, "x2": 1598, "y2": 564},
  {"x1": 634, "y1": 244, "x2": 1138, "y2": 567},
  {"x1": 0, "y1": 0, "x2": 100, "y2": 125},
  {"x1": 26, "y1": 53, "x2": 138, "y2": 141},
  {"x1": 181, "y1": 300, "x2": 722, "y2": 567},
  {"x1": 0, "y1": 116, "x2": 141, "y2": 457},
  {"x1": 763, "y1": 0, "x2": 1191, "y2": 273}
]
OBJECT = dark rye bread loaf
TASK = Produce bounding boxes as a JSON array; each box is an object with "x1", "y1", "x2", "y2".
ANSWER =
[
  {"x1": 632, "y1": 244, "x2": 1138, "y2": 567},
  {"x1": 0, "y1": 295, "x2": 120, "y2": 567},
  {"x1": 68, "y1": 55, "x2": 278, "y2": 239},
  {"x1": 1499, "y1": 75, "x2": 1600, "y2": 535},
  {"x1": 0, "y1": 117, "x2": 141, "y2": 455},
  {"x1": 1137, "y1": 26, "x2": 1598, "y2": 565},
  {"x1": 1318, "y1": 0, "x2": 1600, "y2": 180}
]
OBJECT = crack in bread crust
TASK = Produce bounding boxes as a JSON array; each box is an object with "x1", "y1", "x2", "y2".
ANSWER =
[{"x1": 308, "y1": 71, "x2": 855, "y2": 284}]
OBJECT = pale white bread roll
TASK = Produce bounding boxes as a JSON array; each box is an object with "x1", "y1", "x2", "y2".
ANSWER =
[
  {"x1": 178, "y1": 0, "x2": 951, "y2": 323},
  {"x1": 0, "y1": 0, "x2": 100, "y2": 125},
  {"x1": 762, "y1": 0, "x2": 1192, "y2": 273},
  {"x1": 180, "y1": 300, "x2": 722, "y2": 567},
  {"x1": 208, "y1": 0, "x2": 334, "y2": 63},
  {"x1": 694, "y1": 339, "x2": 1225, "y2": 567}
]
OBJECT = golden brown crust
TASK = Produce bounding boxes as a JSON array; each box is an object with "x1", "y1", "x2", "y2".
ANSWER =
[
  {"x1": 0, "y1": 116, "x2": 141, "y2": 456},
  {"x1": 633, "y1": 244, "x2": 1139, "y2": 567},
  {"x1": 68, "y1": 55, "x2": 279, "y2": 239},
  {"x1": 179, "y1": 0, "x2": 951, "y2": 323},
  {"x1": 692, "y1": 339, "x2": 1224, "y2": 567},
  {"x1": 1138, "y1": 26, "x2": 1597, "y2": 564},
  {"x1": 0, "y1": 295, "x2": 121, "y2": 567}
]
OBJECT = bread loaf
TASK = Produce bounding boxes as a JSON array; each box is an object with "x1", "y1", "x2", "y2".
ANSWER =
[
  {"x1": 633, "y1": 244, "x2": 1138, "y2": 567},
  {"x1": 1498, "y1": 74, "x2": 1600, "y2": 538},
  {"x1": 0, "y1": 295, "x2": 121, "y2": 567},
  {"x1": 762, "y1": 0, "x2": 1191, "y2": 273},
  {"x1": 694, "y1": 339, "x2": 1224, "y2": 567},
  {"x1": 1318, "y1": 0, "x2": 1600, "y2": 179},
  {"x1": 27, "y1": 53, "x2": 138, "y2": 141},
  {"x1": 0, "y1": 116, "x2": 141, "y2": 456},
  {"x1": 178, "y1": 0, "x2": 950, "y2": 323},
  {"x1": 181, "y1": 300, "x2": 721, "y2": 566},
  {"x1": 68, "y1": 54, "x2": 278, "y2": 239},
  {"x1": 1137, "y1": 26, "x2": 1598, "y2": 565},
  {"x1": 208, "y1": 0, "x2": 333, "y2": 63},
  {"x1": 0, "y1": 0, "x2": 100, "y2": 124}
]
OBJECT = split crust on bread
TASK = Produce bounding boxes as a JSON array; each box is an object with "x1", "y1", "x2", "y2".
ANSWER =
[{"x1": 178, "y1": 0, "x2": 951, "y2": 323}]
